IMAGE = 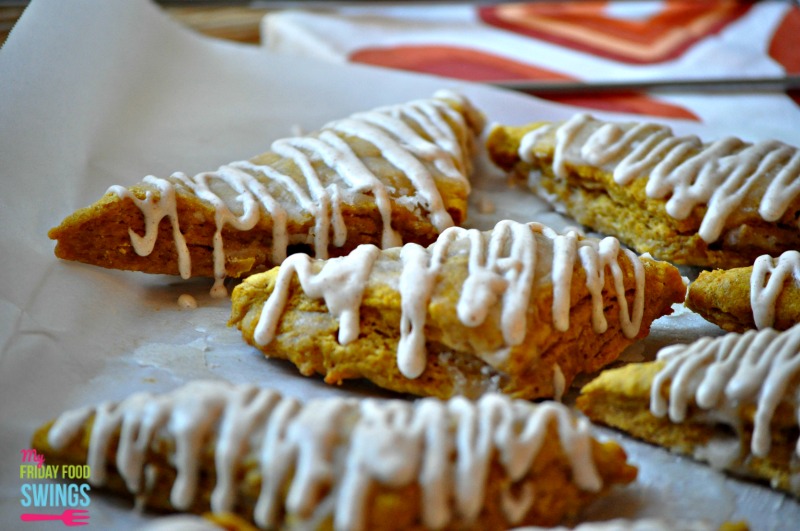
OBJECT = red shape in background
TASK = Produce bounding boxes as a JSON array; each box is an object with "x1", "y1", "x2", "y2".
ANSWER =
[
  {"x1": 768, "y1": 6, "x2": 800, "y2": 106},
  {"x1": 479, "y1": 1, "x2": 752, "y2": 65},
  {"x1": 350, "y1": 44, "x2": 698, "y2": 121}
]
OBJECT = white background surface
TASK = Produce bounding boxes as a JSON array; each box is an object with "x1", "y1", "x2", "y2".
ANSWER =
[{"x1": 1, "y1": 1, "x2": 799, "y2": 529}]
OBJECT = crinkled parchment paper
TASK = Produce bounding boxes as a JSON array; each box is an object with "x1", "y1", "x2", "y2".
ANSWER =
[{"x1": 1, "y1": 1, "x2": 798, "y2": 529}]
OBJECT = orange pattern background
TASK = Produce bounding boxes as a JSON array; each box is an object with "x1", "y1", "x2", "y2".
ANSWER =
[
  {"x1": 478, "y1": 1, "x2": 752, "y2": 65},
  {"x1": 347, "y1": 2, "x2": 800, "y2": 120}
]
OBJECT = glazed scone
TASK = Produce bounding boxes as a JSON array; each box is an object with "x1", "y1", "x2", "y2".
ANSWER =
[
  {"x1": 32, "y1": 380, "x2": 637, "y2": 530},
  {"x1": 577, "y1": 324, "x2": 800, "y2": 497},
  {"x1": 686, "y1": 250, "x2": 800, "y2": 333},
  {"x1": 487, "y1": 114, "x2": 800, "y2": 269},
  {"x1": 136, "y1": 514, "x2": 239, "y2": 531},
  {"x1": 137, "y1": 513, "x2": 262, "y2": 531},
  {"x1": 229, "y1": 219, "x2": 686, "y2": 400},
  {"x1": 49, "y1": 91, "x2": 484, "y2": 296},
  {"x1": 513, "y1": 518, "x2": 748, "y2": 531}
]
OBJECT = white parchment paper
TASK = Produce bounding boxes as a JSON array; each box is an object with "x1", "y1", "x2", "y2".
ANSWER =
[{"x1": 1, "y1": 1, "x2": 799, "y2": 529}]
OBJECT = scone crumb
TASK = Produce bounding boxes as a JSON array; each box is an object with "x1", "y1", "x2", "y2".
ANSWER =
[
  {"x1": 476, "y1": 194, "x2": 496, "y2": 214},
  {"x1": 178, "y1": 293, "x2": 198, "y2": 310}
]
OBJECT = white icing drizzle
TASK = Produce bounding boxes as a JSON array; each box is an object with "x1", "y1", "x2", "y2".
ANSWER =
[
  {"x1": 46, "y1": 381, "x2": 606, "y2": 531},
  {"x1": 651, "y1": 324, "x2": 800, "y2": 458},
  {"x1": 751, "y1": 250, "x2": 800, "y2": 329},
  {"x1": 109, "y1": 92, "x2": 477, "y2": 295},
  {"x1": 553, "y1": 364, "x2": 566, "y2": 402},
  {"x1": 254, "y1": 244, "x2": 381, "y2": 347},
  {"x1": 519, "y1": 114, "x2": 800, "y2": 244},
  {"x1": 253, "y1": 219, "x2": 648, "y2": 379}
]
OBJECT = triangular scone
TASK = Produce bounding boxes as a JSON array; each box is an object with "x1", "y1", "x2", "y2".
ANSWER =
[
  {"x1": 32, "y1": 381, "x2": 636, "y2": 530},
  {"x1": 487, "y1": 114, "x2": 800, "y2": 269},
  {"x1": 686, "y1": 250, "x2": 800, "y2": 333},
  {"x1": 518, "y1": 519, "x2": 748, "y2": 531},
  {"x1": 229, "y1": 220, "x2": 686, "y2": 400},
  {"x1": 577, "y1": 324, "x2": 800, "y2": 497},
  {"x1": 49, "y1": 91, "x2": 484, "y2": 295}
]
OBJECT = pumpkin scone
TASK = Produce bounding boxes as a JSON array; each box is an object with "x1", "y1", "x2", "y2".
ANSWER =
[
  {"x1": 514, "y1": 518, "x2": 748, "y2": 531},
  {"x1": 32, "y1": 380, "x2": 636, "y2": 530},
  {"x1": 486, "y1": 114, "x2": 800, "y2": 269},
  {"x1": 577, "y1": 324, "x2": 800, "y2": 497},
  {"x1": 229, "y1": 219, "x2": 686, "y2": 400},
  {"x1": 48, "y1": 91, "x2": 484, "y2": 295},
  {"x1": 686, "y1": 250, "x2": 800, "y2": 333}
]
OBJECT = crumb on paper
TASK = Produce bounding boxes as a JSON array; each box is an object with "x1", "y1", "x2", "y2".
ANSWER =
[
  {"x1": 178, "y1": 293, "x2": 198, "y2": 310},
  {"x1": 476, "y1": 194, "x2": 496, "y2": 214}
]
